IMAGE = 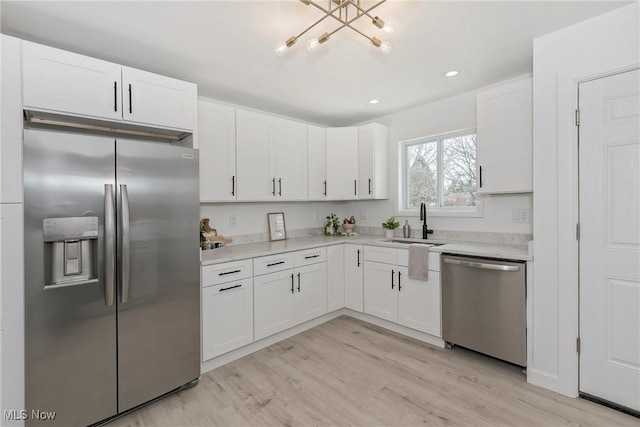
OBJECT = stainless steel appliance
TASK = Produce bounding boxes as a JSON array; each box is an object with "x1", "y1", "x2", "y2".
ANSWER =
[
  {"x1": 441, "y1": 254, "x2": 526, "y2": 367},
  {"x1": 23, "y1": 129, "x2": 200, "y2": 426}
]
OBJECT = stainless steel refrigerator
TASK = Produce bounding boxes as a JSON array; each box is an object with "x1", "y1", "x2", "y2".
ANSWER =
[{"x1": 23, "y1": 128, "x2": 200, "y2": 426}]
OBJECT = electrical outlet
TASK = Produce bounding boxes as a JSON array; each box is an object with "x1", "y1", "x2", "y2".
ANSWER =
[
  {"x1": 512, "y1": 209, "x2": 529, "y2": 223},
  {"x1": 359, "y1": 209, "x2": 368, "y2": 220},
  {"x1": 229, "y1": 214, "x2": 237, "y2": 227}
]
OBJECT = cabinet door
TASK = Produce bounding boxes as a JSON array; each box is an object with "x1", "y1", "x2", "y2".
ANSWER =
[
  {"x1": 272, "y1": 118, "x2": 308, "y2": 200},
  {"x1": 308, "y1": 125, "x2": 327, "y2": 200},
  {"x1": 326, "y1": 245, "x2": 345, "y2": 312},
  {"x1": 202, "y1": 279, "x2": 253, "y2": 360},
  {"x1": 254, "y1": 269, "x2": 296, "y2": 340},
  {"x1": 295, "y1": 263, "x2": 328, "y2": 324},
  {"x1": 396, "y1": 267, "x2": 441, "y2": 336},
  {"x1": 236, "y1": 109, "x2": 273, "y2": 201},
  {"x1": 358, "y1": 124, "x2": 375, "y2": 199},
  {"x1": 363, "y1": 261, "x2": 397, "y2": 322},
  {"x1": 344, "y1": 244, "x2": 364, "y2": 312},
  {"x1": 476, "y1": 78, "x2": 532, "y2": 194},
  {"x1": 22, "y1": 41, "x2": 122, "y2": 120},
  {"x1": 198, "y1": 100, "x2": 236, "y2": 202},
  {"x1": 326, "y1": 127, "x2": 358, "y2": 200},
  {"x1": 122, "y1": 66, "x2": 196, "y2": 131}
]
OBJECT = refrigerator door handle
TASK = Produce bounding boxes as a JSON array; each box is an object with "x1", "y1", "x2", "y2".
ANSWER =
[
  {"x1": 105, "y1": 184, "x2": 116, "y2": 306},
  {"x1": 120, "y1": 184, "x2": 131, "y2": 303}
]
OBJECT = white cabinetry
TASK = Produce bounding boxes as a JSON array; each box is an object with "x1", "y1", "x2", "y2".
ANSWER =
[
  {"x1": 358, "y1": 123, "x2": 389, "y2": 200},
  {"x1": 307, "y1": 125, "x2": 327, "y2": 200},
  {"x1": 326, "y1": 127, "x2": 358, "y2": 200},
  {"x1": 22, "y1": 41, "x2": 196, "y2": 131},
  {"x1": 344, "y1": 244, "x2": 364, "y2": 312},
  {"x1": 254, "y1": 249, "x2": 327, "y2": 340},
  {"x1": 327, "y1": 244, "x2": 345, "y2": 312},
  {"x1": 201, "y1": 260, "x2": 254, "y2": 361},
  {"x1": 363, "y1": 246, "x2": 441, "y2": 336},
  {"x1": 476, "y1": 78, "x2": 532, "y2": 193},
  {"x1": 236, "y1": 109, "x2": 308, "y2": 201},
  {"x1": 198, "y1": 100, "x2": 236, "y2": 202}
]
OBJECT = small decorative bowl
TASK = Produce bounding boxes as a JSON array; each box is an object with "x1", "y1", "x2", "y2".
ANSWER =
[{"x1": 343, "y1": 223, "x2": 355, "y2": 234}]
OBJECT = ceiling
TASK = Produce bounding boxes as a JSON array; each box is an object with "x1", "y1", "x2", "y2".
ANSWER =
[{"x1": 0, "y1": 1, "x2": 631, "y2": 126}]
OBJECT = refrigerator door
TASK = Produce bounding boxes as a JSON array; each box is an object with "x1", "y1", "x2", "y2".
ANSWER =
[
  {"x1": 116, "y1": 140, "x2": 200, "y2": 412},
  {"x1": 23, "y1": 129, "x2": 117, "y2": 426}
]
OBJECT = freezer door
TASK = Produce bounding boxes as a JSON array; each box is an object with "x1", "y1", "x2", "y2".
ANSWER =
[
  {"x1": 23, "y1": 129, "x2": 117, "y2": 427},
  {"x1": 116, "y1": 140, "x2": 200, "y2": 412}
]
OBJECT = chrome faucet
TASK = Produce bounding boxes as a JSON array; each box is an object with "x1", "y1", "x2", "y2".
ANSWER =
[{"x1": 419, "y1": 201, "x2": 434, "y2": 239}]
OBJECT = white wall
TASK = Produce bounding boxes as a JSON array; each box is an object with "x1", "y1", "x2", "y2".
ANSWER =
[
  {"x1": 530, "y1": 2, "x2": 639, "y2": 397},
  {"x1": 345, "y1": 76, "x2": 533, "y2": 236}
]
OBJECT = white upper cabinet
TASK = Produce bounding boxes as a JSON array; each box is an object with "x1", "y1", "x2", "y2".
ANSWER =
[
  {"x1": 271, "y1": 117, "x2": 308, "y2": 200},
  {"x1": 307, "y1": 125, "x2": 327, "y2": 200},
  {"x1": 22, "y1": 41, "x2": 122, "y2": 121},
  {"x1": 22, "y1": 41, "x2": 196, "y2": 131},
  {"x1": 476, "y1": 78, "x2": 532, "y2": 193},
  {"x1": 358, "y1": 123, "x2": 389, "y2": 200},
  {"x1": 236, "y1": 109, "x2": 308, "y2": 201},
  {"x1": 326, "y1": 127, "x2": 358, "y2": 200},
  {"x1": 122, "y1": 66, "x2": 196, "y2": 131},
  {"x1": 198, "y1": 100, "x2": 236, "y2": 202},
  {"x1": 236, "y1": 109, "x2": 273, "y2": 201}
]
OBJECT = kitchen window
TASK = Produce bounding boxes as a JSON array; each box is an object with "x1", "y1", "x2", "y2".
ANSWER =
[{"x1": 401, "y1": 129, "x2": 479, "y2": 215}]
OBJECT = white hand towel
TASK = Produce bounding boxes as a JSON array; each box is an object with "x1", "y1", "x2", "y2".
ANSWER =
[{"x1": 408, "y1": 243, "x2": 429, "y2": 281}]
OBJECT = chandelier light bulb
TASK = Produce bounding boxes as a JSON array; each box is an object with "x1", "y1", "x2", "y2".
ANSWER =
[
  {"x1": 306, "y1": 38, "x2": 320, "y2": 52},
  {"x1": 382, "y1": 23, "x2": 395, "y2": 35},
  {"x1": 275, "y1": 42, "x2": 288, "y2": 56},
  {"x1": 379, "y1": 41, "x2": 391, "y2": 54}
]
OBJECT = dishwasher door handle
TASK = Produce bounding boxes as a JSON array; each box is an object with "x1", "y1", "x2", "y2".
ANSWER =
[{"x1": 443, "y1": 258, "x2": 520, "y2": 272}]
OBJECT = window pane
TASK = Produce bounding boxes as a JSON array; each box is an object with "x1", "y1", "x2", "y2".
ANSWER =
[
  {"x1": 406, "y1": 141, "x2": 438, "y2": 208},
  {"x1": 442, "y1": 134, "x2": 477, "y2": 207}
]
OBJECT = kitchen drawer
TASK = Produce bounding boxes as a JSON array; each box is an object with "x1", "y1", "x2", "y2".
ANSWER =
[
  {"x1": 294, "y1": 247, "x2": 326, "y2": 267},
  {"x1": 397, "y1": 249, "x2": 440, "y2": 272},
  {"x1": 364, "y1": 246, "x2": 397, "y2": 265},
  {"x1": 202, "y1": 259, "x2": 253, "y2": 287},
  {"x1": 254, "y1": 252, "x2": 294, "y2": 276}
]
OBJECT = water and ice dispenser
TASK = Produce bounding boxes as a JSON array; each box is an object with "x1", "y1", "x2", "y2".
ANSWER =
[{"x1": 43, "y1": 216, "x2": 99, "y2": 288}]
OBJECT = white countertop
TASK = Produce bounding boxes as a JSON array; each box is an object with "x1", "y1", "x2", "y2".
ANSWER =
[{"x1": 201, "y1": 234, "x2": 532, "y2": 266}]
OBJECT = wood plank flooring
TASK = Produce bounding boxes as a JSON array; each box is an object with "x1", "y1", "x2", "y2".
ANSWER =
[{"x1": 110, "y1": 316, "x2": 637, "y2": 426}]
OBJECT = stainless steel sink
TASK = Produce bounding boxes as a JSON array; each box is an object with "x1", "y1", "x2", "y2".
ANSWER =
[{"x1": 375, "y1": 238, "x2": 447, "y2": 247}]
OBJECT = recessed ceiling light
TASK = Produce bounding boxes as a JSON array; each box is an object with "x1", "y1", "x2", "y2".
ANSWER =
[
  {"x1": 369, "y1": 99, "x2": 379, "y2": 104},
  {"x1": 445, "y1": 70, "x2": 459, "y2": 77}
]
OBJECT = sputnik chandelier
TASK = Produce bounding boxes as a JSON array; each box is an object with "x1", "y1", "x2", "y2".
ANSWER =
[{"x1": 275, "y1": 0, "x2": 395, "y2": 56}]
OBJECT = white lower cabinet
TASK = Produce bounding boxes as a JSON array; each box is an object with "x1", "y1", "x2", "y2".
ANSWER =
[
  {"x1": 295, "y1": 263, "x2": 328, "y2": 324},
  {"x1": 364, "y1": 248, "x2": 441, "y2": 336},
  {"x1": 344, "y1": 244, "x2": 364, "y2": 312},
  {"x1": 202, "y1": 278, "x2": 254, "y2": 361},
  {"x1": 327, "y1": 244, "x2": 345, "y2": 312}
]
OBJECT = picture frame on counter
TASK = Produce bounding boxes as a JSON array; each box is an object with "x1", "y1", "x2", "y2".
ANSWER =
[{"x1": 268, "y1": 212, "x2": 287, "y2": 241}]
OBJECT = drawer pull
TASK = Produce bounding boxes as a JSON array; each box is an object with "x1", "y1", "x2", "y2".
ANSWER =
[
  {"x1": 219, "y1": 269, "x2": 241, "y2": 276},
  {"x1": 219, "y1": 284, "x2": 242, "y2": 292},
  {"x1": 267, "y1": 261, "x2": 285, "y2": 267},
  {"x1": 304, "y1": 254, "x2": 320, "y2": 259}
]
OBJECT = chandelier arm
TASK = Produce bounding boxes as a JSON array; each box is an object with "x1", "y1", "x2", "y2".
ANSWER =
[
  {"x1": 347, "y1": 0, "x2": 386, "y2": 22},
  {"x1": 312, "y1": 0, "x2": 388, "y2": 39},
  {"x1": 294, "y1": 10, "x2": 337, "y2": 40}
]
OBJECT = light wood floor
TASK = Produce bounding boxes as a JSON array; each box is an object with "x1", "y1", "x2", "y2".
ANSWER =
[{"x1": 110, "y1": 316, "x2": 637, "y2": 427}]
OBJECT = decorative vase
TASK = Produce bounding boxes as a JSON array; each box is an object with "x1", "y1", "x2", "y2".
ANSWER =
[
  {"x1": 325, "y1": 225, "x2": 334, "y2": 235},
  {"x1": 384, "y1": 229, "x2": 394, "y2": 238},
  {"x1": 343, "y1": 223, "x2": 355, "y2": 234}
]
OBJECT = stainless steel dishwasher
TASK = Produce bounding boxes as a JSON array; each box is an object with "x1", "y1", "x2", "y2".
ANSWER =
[{"x1": 441, "y1": 254, "x2": 526, "y2": 367}]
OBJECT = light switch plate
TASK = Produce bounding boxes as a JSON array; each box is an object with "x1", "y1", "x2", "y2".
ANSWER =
[{"x1": 512, "y1": 209, "x2": 529, "y2": 223}]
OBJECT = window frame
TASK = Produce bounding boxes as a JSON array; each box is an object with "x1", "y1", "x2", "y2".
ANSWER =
[{"x1": 398, "y1": 128, "x2": 483, "y2": 218}]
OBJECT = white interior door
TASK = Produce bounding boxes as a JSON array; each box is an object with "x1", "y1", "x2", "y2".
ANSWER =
[{"x1": 579, "y1": 68, "x2": 640, "y2": 412}]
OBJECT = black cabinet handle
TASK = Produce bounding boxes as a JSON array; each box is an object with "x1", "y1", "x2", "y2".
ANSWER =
[
  {"x1": 398, "y1": 271, "x2": 402, "y2": 291},
  {"x1": 391, "y1": 269, "x2": 395, "y2": 289},
  {"x1": 357, "y1": 249, "x2": 360, "y2": 267},
  {"x1": 368, "y1": 178, "x2": 372, "y2": 195},
  {"x1": 267, "y1": 261, "x2": 285, "y2": 267},
  {"x1": 128, "y1": 84, "x2": 132, "y2": 114},
  {"x1": 479, "y1": 166, "x2": 483, "y2": 188},
  {"x1": 219, "y1": 284, "x2": 242, "y2": 292},
  {"x1": 297, "y1": 272, "x2": 301, "y2": 292},
  {"x1": 304, "y1": 254, "x2": 320, "y2": 259},
  {"x1": 354, "y1": 179, "x2": 357, "y2": 196},
  {"x1": 291, "y1": 274, "x2": 294, "y2": 294},
  {"x1": 272, "y1": 178, "x2": 276, "y2": 196},
  {"x1": 114, "y1": 81, "x2": 118, "y2": 112},
  {"x1": 278, "y1": 178, "x2": 282, "y2": 196},
  {"x1": 323, "y1": 180, "x2": 327, "y2": 196},
  {"x1": 219, "y1": 269, "x2": 241, "y2": 276},
  {"x1": 231, "y1": 176, "x2": 235, "y2": 196}
]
